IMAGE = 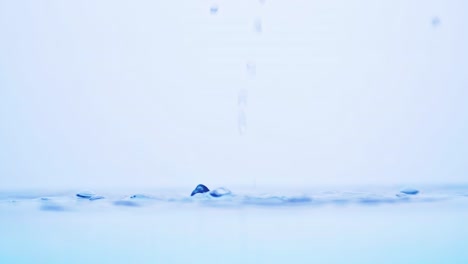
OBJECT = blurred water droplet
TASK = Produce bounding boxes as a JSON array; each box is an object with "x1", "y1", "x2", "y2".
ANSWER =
[
  {"x1": 210, "y1": 5, "x2": 219, "y2": 15},
  {"x1": 238, "y1": 110, "x2": 247, "y2": 135},
  {"x1": 246, "y1": 61, "x2": 256, "y2": 78},
  {"x1": 238, "y1": 89, "x2": 248, "y2": 107},
  {"x1": 254, "y1": 18, "x2": 262, "y2": 33},
  {"x1": 432, "y1": 16, "x2": 440, "y2": 27}
]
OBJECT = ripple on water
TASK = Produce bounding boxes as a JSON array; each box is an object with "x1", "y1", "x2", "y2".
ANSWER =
[
  {"x1": 40, "y1": 204, "x2": 66, "y2": 212},
  {"x1": 113, "y1": 200, "x2": 140, "y2": 207}
]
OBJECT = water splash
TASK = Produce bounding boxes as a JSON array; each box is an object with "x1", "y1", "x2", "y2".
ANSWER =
[
  {"x1": 2, "y1": 186, "x2": 467, "y2": 211},
  {"x1": 238, "y1": 110, "x2": 247, "y2": 135}
]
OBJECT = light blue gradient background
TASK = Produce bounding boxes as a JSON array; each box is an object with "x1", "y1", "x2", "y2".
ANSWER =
[{"x1": 1, "y1": 0, "x2": 467, "y2": 189}]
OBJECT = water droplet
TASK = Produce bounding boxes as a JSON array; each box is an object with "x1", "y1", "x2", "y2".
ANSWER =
[
  {"x1": 238, "y1": 110, "x2": 247, "y2": 135},
  {"x1": 254, "y1": 18, "x2": 262, "y2": 33},
  {"x1": 432, "y1": 16, "x2": 441, "y2": 27},
  {"x1": 210, "y1": 5, "x2": 219, "y2": 15},
  {"x1": 246, "y1": 61, "x2": 256, "y2": 78},
  {"x1": 238, "y1": 89, "x2": 248, "y2": 107}
]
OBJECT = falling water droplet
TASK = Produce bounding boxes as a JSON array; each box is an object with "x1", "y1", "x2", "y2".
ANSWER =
[
  {"x1": 210, "y1": 5, "x2": 219, "y2": 15},
  {"x1": 246, "y1": 61, "x2": 256, "y2": 78},
  {"x1": 238, "y1": 110, "x2": 247, "y2": 135},
  {"x1": 254, "y1": 18, "x2": 262, "y2": 33},
  {"x1": 238, "y1": 89, "x2": 248, "y2": 107},
  {"x1": 432, "y1": 16, "x2": 441, "y2": 28}
]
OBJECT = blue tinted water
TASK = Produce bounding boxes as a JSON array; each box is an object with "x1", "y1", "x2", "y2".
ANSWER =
[{"x1": 1, "y1": 185, "x2": 468, "y2": 263}]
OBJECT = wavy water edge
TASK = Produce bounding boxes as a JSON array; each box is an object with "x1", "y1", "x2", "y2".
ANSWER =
[{"x1": 1, "y1": 186, "x2": 468, "y2": 211}]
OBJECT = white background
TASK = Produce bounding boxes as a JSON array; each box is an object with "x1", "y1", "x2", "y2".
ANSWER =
[{"x1": 1, "y1": 0, "x2": 467, "y2": 189}]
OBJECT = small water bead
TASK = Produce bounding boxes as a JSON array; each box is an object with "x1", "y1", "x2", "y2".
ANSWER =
[
  {"x1": 254, "y1": 18, "x2": 262, "y2": 33},
  {"x1": 210, "y1": 5, "x2": 218, "y2": 15},
  {"x1": 246, "y1": 62, "x2": 256, "y2": 78},
  {"x1": 238, "y1": 89, "x2": 248, "y2": 107},
  {"x1": 238, "y1": 110, "x2": 247, "y2": 135}
]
